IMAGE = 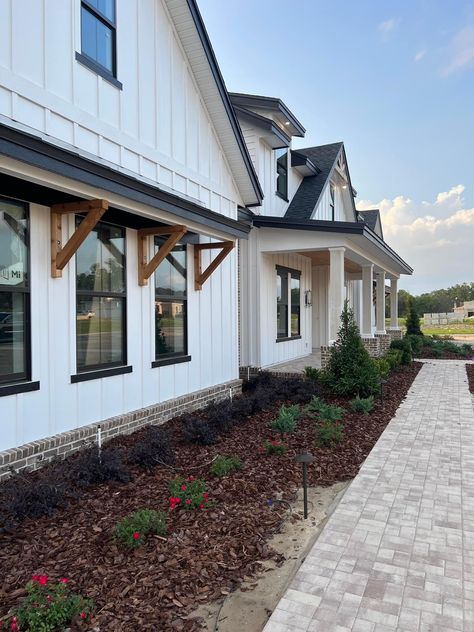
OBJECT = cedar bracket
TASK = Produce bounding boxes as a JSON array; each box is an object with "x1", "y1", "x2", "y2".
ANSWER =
[
  {"x1": 51, "y1": 199, "x2": 109, "y2": 278},
  {"x1": 194, "y1": 241, "x2": 234, "y2": 290},
  {"x1": 137, "y1": 225, "x2": 187, "y2": 286}
]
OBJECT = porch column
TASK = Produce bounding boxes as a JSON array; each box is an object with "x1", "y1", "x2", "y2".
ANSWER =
[
  {"x1": 328, "y1": 247, "x2": 345, "y2": 343},
  {"x1": 361, "y1": 264, "x2": 374, "y2": 337},
  {"x1": 390, "y1": 278, "x2": 399, "y2": 329},
  {"x1": 375, "y1": 271, "x2": 386, "y2": 334}
]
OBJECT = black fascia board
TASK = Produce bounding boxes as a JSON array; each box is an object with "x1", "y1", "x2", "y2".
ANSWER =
[
  {"x1": 0, "y1": 123, "x2": 251, "y2": 239},
  {"x1": 185, "y1": 0, "x2": 263, "y2": 205},
  {"x1": 252, "y1": 216, "x2": 413, "y2": 273},
  {"x1": 229, "y1": 92, "x2": 306, "y2": 137},
  {"x1": 233, "y1": 106, "x2": 291, "y2": 148}
]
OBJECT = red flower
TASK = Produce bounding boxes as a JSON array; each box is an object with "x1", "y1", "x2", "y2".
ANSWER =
[
  {"x1": 188, "y1": 476, "x2": 195, "y2": 482},
  {"x1": 10, "y1": 618, "x2": 18, "y2": 632},
  {"x1": 185, "y1": 499, "x2": 191, "y2": 506},
  {"x1": 258, "y1": 447, "x2": 264, "y2": 454},
  {"x1": 199, "y1": 503, "x2": 205, "y2": 509},
  {"x1": 132, "y1": 532, "x2": 140, "y2": 540},
  {"x1": 59, "y1": 577, "x2": 69, "y2": 584},
  {"x1": 39, "y1": 575, "x2": 48, "y2": 586},
  {"x1": 202, "y1": 492, "x2": 209, "y2": 500},
  {"x1": 80, "y1": 612, "x2": 87, "y2": 620},
  {"x1": 31, "y1": 574, "x2": 40, "y2": 582},
  {"x1": 47, "y1": 595, "x2": 52, "y2": 602},
  {"x1": 181, "y1": 485, "x2": 187, "y2": 491}
]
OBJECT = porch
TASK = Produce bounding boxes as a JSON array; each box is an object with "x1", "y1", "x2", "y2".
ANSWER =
[{"x1": 267, "y1": 348, "x2": 322, "y2": 374}]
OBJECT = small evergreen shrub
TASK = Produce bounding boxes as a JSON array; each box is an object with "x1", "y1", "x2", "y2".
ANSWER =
[
  {"x1": 70, "y1": 447, "x2": 130, "y2": 487},
  {"x1": 374, "y1": 357, "x2": 391, "y2": 378},
  {"x1": 7, "y1": 575, "x2": 94, "y2": 631},
  {"x1": 303, "y1": 366, "x2": 321, "y2": 381},
  {"x1": 385, "y1": 349, "x2": 403, "y2": 369},
  {"x1": 406, "y1": 334, "x2": 423, "y2": 355},
  {"x1": 168, "y1": 477, "x2": 209, "y2": 510},
  {"x1": 209, "y1": 455, "x2": 242, "y2": 477},
  {"x1": 350, "y1": 396, "x2": 374, "y2": 414},
  {"x1": 260, "y1": 440, "x2": 287, "y2": 456},
  {"x1": 182, "y1": 416, "x2": 218, "y2": 445},
  {"x1": 316, "y1": 421, "x2": 344, "y2": 447},
  {"x1": 319, "y1": 302, "x2": 381, "y2": 397},
  {"x1": 461, "y1": 343, "x2": 473, "y2": 357},
  {"x1": 270, "y1": 404, "x2": 300, "y2": 436},
  {"x1": 316, "y1": 402, "x2": 345, "y2": 422},
  {"x1": 128, "y1": 426, "x2": 175, "y2": 470},
  {"x1": 113, "y1": 508, "x2": 167, "y2": 548},
  {"x1": 304, "y1": 396, "x2": 327, "y2": 416},
  {"x1": 390, "y1": 339, "x2": 413, "y2": 365},
  {"x1": 405, "y1": 297, "x2": 422, "y2": 336}
]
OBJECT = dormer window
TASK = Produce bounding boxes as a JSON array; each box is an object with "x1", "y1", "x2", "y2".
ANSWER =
[
  {"x1": 78, "y1": 0, "x2": 119, "y2": 85},
  {"x1": 329, "y1": 183, "x2": 335, "y2": 221},
  {"x1": 275, "y1": 149, "x2": 288, "y2": 201}
]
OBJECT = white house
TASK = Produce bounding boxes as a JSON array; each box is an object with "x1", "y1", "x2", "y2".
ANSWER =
[
  {"x1": 0, "y1": 0, "x2": 263, "y2": 474},
  {"x1": 232, "y1": 93, "x2": 412, "y2": 371}
]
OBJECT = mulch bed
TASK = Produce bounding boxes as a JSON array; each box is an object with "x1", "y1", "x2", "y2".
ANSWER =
[
  {"x1": 417, "y1": 349, "x2": 469, "y2": 360},
  {"x1": 467, "y1": 364, "x2": 474, "y2": 394},
  {"x1": 0, "y1": 363, "x2": 421, "y2": 631}
]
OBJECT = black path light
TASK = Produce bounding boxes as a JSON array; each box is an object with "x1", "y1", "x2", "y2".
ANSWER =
[{"x1": 295, "y1": 452, "x2": 316, "y2": 519}]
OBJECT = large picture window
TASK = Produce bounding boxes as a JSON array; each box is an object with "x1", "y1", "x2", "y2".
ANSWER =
[
  {"x1": 81, "y1": 0, "x2": 116, "y2": 77},
  {"x1": 0, "y1": 199, "x2": 29, "y2": 385},
  {"x1": 276, "y1": 148, "x2": 288, "y2": 200},
  {"x1": 276, "y1": 266, "x2": 301, "y2": 341},
  {"x1": 76, "y1": 220, "x2": 126, "y2": 372},
  {"x1": 154, "y1": 239, "x2": 187, "y2": 361}
]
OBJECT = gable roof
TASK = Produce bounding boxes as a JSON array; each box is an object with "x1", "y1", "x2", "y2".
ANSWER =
[
  {"x1": 165, "y1": 0, "x2": 263, "y2": 206},
  {"x1": 284, "y1": 142, "x2": 344, "y2": 220},
  {"x1": 229, "y1": 92, "x2": 306, "y2": 138},
  {"x1": 358, "y1": 210, "x2": 384, "y2": 239}
]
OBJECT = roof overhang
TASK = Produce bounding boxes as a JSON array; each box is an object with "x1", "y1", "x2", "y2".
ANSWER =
[
  {"x1": 252, "y1": 216, "x2": 413, "y2": 276},
  {"x1": 165, "y1": 0, "x2": 263, "y2": 206},
  {"x1": 233, "y1": 106, "x2": 291, "y2": 149},
  {"x1": 229, "y1": 92, "x2": 305, "y2": 137},
  {"x1": 290, "y1": 150, "x2": 320, "y2": 177}
]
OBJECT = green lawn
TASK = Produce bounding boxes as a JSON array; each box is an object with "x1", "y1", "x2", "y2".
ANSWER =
[{"x1": 422, "y1": 326, "x2": 474, "y2": 336}]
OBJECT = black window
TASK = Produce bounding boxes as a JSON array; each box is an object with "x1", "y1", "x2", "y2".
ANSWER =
[
  {"x1": 81, "y1": 0, "x2": 116, "y2": 77},
  {"x1": 277, "y1": 266, "x2": 301, "y2": 340},
  {"x1": 154, "y1": 239, "x2": 187, "y2": 360},
  {"x1": 330, "y1": 183, "x2": 335, "y2": 221},
  {"x1": 276, "y1": 148, "x2": 288, "y2": 200},
  {"x1": 0, "y1": 199, "x2": 29, "y2": 385},
  {"x1": 76, "y1": 220, "x2": 126, "y2": 372}
]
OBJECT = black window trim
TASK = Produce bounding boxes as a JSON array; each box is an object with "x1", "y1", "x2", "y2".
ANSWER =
[
  {"x1": 276, "y1": 148, "x2": 289, "y2": 202},
  {"x1": 0, "y1": 196, "x2": 32, "y2": 387},
  {"x1": 276, "y1": 265, "x2": 301, "y2": 342},
  {"x1": 154, "y1": 239, "x2": 188, "y2": 364},
  {"x1": 78, "y1": 0, "x2": 120, "y2": 86},
  {"x1": 75, "y1": 218, "x2": 127, "y2": 375},
  {"x1": 330, "y1": 182, "x2": 335, "y2": 222}
]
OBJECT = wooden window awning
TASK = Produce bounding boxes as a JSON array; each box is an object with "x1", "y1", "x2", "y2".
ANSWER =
[
  {"x1": 194, "y1": 241, "x2": 234, "y2": 290},
  {"x1": 137, "y1": 225, "x2": 187, "y2": 286},
  {"x1": 51, "y1": 199, "x2": 108, "y2": 278}
]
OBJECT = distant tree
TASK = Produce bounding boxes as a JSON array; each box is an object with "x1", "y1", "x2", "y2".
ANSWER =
[
  {"x1": 405, "y1": 297, "x2": 422, "y2": 336},
  {"x1": 398, "y1": 289, "x2": 412, "y2": 318}
]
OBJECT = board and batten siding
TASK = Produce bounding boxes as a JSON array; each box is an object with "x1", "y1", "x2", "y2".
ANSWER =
[
  {"x1": 311, "y1": 182, "x2": 352, "y2": 222},
  {"x1": 0, "y1": 205, "x2": 238, "y2": 452},
  {"x1": 0, "y1": 0, "x2": 241, "y2": 219},
  {"x1": 258, "y1": 140, "x2": 303, "y2": 218}
]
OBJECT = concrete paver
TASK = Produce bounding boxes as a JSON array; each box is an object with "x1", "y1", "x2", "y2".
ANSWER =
[{"x1": 263, "y1": 361, "x2": 474, "y2": 631}]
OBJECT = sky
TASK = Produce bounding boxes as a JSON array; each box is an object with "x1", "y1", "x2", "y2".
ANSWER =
[{"x1": 197, "y1": 0, "x2": 474, "y2": 295}]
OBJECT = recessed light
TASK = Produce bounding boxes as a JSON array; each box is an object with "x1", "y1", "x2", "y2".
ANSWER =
[{"x1": 284, "y1": 121, "x2": 290, "y2": 125}]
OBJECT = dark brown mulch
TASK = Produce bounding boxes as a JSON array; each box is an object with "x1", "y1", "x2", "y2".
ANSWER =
[
  {"x1": 417, "y1": 349, "x2": 469, "y2": 360},
  {"x1": 467, "y1": 364, "x2": 474, "y2": 394},
  {"x1": 0, "y1": 363, "x2": 421, "y2": 631}
]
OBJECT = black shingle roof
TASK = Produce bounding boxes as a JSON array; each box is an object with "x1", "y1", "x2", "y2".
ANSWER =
[
  {"x1": 358, "y1": 209, "x2": 383, "y2": 239},
  {"x1": 284, "y1": 142, "x2": 343, "y2": 220}
]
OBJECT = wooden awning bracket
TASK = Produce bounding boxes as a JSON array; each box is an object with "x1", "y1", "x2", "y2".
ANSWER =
[
  {"x1": 137, "y1": 225, "x2": 187, "y2": 286},
  {"x1": 51, "y1": 199, "x2": 109, "y2": 278},
  {"x1": 194, "y1": 241, "x2": 234, "y2": 290}
]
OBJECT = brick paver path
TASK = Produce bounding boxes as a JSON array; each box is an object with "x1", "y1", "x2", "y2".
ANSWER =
[{"x1": 263, "y1": 361, "x2": 474, "y2": 632}]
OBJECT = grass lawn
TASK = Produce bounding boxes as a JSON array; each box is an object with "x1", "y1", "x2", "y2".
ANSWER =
[{"x1": 422, "y1": 324, "x2": 474, "y2": 336}]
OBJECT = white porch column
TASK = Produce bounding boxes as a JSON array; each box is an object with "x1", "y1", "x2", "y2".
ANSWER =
[
  {"x1": 328, "y1": 247, "x2": 345, "y2": 343},
  {"x1": 375, "y1": 271, "x2": 386, "y2": 334},
  {"x1": 390, "y1": 278, "x2": 399, "y2": 329},
  {"x1": 361, "y1": 264, "x2": 374, "y2": 337}
]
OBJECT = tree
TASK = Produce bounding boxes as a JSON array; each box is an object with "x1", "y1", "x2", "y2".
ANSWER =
[
  {"x1": 405, "y1": 297, "x2": 422, "y2": 336},
  {"x1": 321, "y1": 301, "x2": 380, "y2": 398}
]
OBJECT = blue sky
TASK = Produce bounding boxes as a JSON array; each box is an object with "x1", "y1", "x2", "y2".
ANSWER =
[{"x1": 198, "y1": 0, "x2": 474, "y2": 294}]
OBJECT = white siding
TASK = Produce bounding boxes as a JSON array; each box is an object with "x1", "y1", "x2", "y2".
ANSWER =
[
  {"x1": 0, "y1": 0, "x2": 241, "y2": 218},
  {"x1": 311, "y1": 182, "x2": 353, "y2": 222},
  {"x1": 0, "y1": 204, "x2": 238, "y2": 452},
  {"x1": 257, "y1": 140, "x2": 303, "y2": 218}
]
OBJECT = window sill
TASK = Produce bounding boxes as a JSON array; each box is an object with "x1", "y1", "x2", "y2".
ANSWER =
[
  {"x1": 75, "y1": 52, "x2": 123, "y2": 89},
  {"x1": 276, "y1": 335, "x2": 302, "y2": 343},
  {"x1": 71, "y1": 365, "x2": 132, "y2": 383},
  {"x1": 0, "y1": 381, "x2": 40, "y2": 397},
  {"x1": 152, "y1": 355, "x2": 191, "y2": 368},
  {"x1": 276, "y1": 191, "x2": 289, "y2": 202}
]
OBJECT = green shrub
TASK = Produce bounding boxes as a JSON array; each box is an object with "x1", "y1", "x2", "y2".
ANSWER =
[
  {"x1": 261, "y1": 440, "x2": 287, "y2": 455},
  {"x1": 304, "y1": 396, "x2": 327, "y2": 416},
  {"x1": 113, "y1": 508, "x2": 167, "y2": 548},
  {"x1": 303, "y1": 366, "x2": 321, "y2": 381},
  {"x1": 350, "y1": 396, "x2": 374, "y2": 414},
  {"x1": 385, "y1": 349, "x2": 403, "y2": 370},
  {"x1": 316, "y1": 420, "x2": 344, "y2": 447},
  {"x1": 8, "y1": 576, "x2": 94, "y2": 631},
  {"x1": 210, "y1": 455, "x2": 242, "y2": 477},
  {"x1": 270, "y1": 404, "x2": 300, "y2": 436},
  {"x1": 405, "y1": 297, "x2": 422, "y2": 336},
  {"x1": 168, "y1": 477, "x2": 209, "y2": 510},
  {"x1": 406, "y1": 334, "x2": 423, "y2": 355},
  {"x1": 319, "y1": 302, "x2": 381, "y2": 398},
  {"x1": 430, "y1": 347, "x2": 442, "y2": 358},
  {"x1": 390, "y1": 338, "x2": 413, "y2": 365},
  {"x1": 318, "y1": 403, "x2": 345, "y2": 422},
  {"x1": 461, "y1": 343, "x2": 473, "y2": 357},
  {"x1": 374, "y1": 357, "x2": 391, "y2": 378}
]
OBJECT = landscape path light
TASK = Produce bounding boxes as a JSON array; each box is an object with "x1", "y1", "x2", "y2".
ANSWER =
[{"x1": 295, "y1": 452, "x2": 316, "y2": 519}]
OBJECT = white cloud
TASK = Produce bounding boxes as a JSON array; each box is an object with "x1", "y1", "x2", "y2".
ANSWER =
[
  {"x1": 377, "y1": 18, "x2": 399, "y2": 37},
  {"x1": 441, "y1": 25, "x2": 474, "y2": 75},
  {"x1": 414, "y1": 49, "x2": 427, "y2": 62},
  {"x1": 357, "y1": 185, "x2": 474, "y2": 293}
]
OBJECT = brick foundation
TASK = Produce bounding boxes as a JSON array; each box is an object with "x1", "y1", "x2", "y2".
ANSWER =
[
  {"x1": 375, "y1": 333, "x2": 392, "y2": 355},
  {"x1": 362, "y1": 337, "x2": 380, "y2": 358},
  {"x1": 387, "y1": 328, "x2": 403, "y2": 341},
  {"x1": 320, "y1": 346, "x2": 332, "y2": 369},
  {"x1": 0, "y1": 379, "x2": 242, "y2": 481}
]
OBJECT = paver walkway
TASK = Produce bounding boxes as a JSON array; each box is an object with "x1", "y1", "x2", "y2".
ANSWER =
[{"x1": 263, "y1": 360, "x2": 474, "y2": 632}]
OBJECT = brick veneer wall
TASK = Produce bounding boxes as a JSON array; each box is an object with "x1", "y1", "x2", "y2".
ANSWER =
[
  {"x1": 387, "y1": 329, "x2": 403, "y2": 341},
  {"x1": 361, "y1": 337, "x2": 380, "y2": 358},
  {"x1": 320, "y1": 347, "x2": 332, "y2": 368},
  {"x1": 0, "y1": 379, "x2": 242, "y2": 481},
  {"x1": 375, "y1": 333, "x2": 392, "y2": 354}
]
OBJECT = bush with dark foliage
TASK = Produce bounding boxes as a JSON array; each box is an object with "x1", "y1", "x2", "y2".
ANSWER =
[
  {"x1": 182, "y1": 415, "x2": 218, "y2": 445},
  {"x1": 390, "y1": 338, "x2": 413, "y2": 365},
  {"x1": 230, "y1": 395, "x2": 254, "y2": 420},
  {"x1": 70, "y1": 446, "x2": 130, "y2": 487},
  {"x1": 206, "y1": 400, "x2": 235, "y2": 434},
  {"x1": 128, "y1": 426, "x2": 175, "y2": 470}
]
